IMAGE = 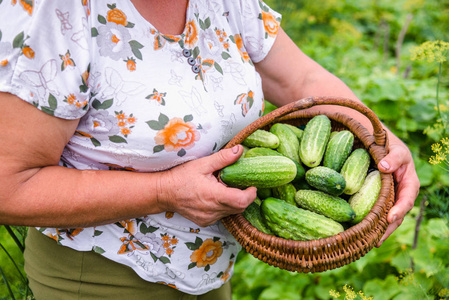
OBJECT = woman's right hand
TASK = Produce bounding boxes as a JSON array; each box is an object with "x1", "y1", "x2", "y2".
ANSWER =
[{"x1": 157, "y1": 145, "x2": 257, "y2": 227}]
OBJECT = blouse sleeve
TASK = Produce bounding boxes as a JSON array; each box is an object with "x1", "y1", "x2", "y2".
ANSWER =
[
  {"x1": 239, "y1": 0, "x2": 282, "y2": 63},
  {"x1": 0, "y1": 0, "x2": 92, "y2": 119}
]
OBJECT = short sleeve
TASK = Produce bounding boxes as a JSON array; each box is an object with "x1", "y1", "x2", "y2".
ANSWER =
[
  {"x1": 0, "y1": 0, "x2": 92, "y2": 119},
  {"x1": 240, "y1": 0, "x2": 282, "y2": 63}
]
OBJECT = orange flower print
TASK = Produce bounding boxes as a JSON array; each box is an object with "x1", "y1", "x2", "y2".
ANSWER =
[
  {"x1": 151, "y1": 114, "x2": 200, "y2": 156},
  {"x1": 46, "y1": 232, "x2": 59, "y2": 242},
  {"x1": 125, "y1": 57, "x2": 136, "y2": 71},
  {"x1": 189, "y1": 238, "x2": 223, "y2": 269},
  {"x1": 13, "y1": 0, "x2": 33, "y2": 15},
  {"x1": 118, "y1": 234, "x2": 150, "y2": 254},
  {"x1": 64, "y1": 93, "x2": 88, "y2": 108},
  {"x1": 233, "y1": 34, "x2": 250, "y2": 62},
  {"x1": 234, "y1": 90, "x2": 254, "y2": 117},
  {"x1": 0, "y1": 60, "x2": 8, "y2": 67},
  {"x1": 59, "y1": 50, "x2": 76, "y2": 71},
  {"x1": 107, "y1": 5, "x2": 128, "y2": 26},
  {"x1": 184, "y1": 20, "x2": 199, "y2": 48},
  {"x1": 220, "y1": 261, "x2": 234, "y2": 282},
  {"x1": 161, "y1": 233, "x2": 177, "y2": 257},
  {"x1": 261, "y1": 10, "x2": 280, "y2": 38},
  {"x1": 56, "y1": 228, "x2": 84, "y2": 241},
  {"x1": 22, "y1": 46, "x2": 35, "y2": 59},
  {"x1": 145, "y1": 89, "x2": 167, "y2": 105},
  {"x1": 118, "y1": 219, "x2": 137, "y2": 235},
  {"x1": 165, "y1": 211, "x2": 174, "y2": 219},
  {"x1": 115, "y1": 111, "x2": 136, "y2": 138}
]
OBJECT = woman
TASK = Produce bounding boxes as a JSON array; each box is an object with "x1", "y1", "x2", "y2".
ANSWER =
[{"x1": 0, "y1": 0, "x2": 419, "y2": 299}]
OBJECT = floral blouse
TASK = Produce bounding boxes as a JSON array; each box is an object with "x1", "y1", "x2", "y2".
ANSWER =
[{"x1": 0, "y1": 0, "x2": 281, "y2": 295}]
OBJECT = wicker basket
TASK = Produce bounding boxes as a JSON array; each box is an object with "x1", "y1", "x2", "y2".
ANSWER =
[{"x1": 221, "y1": 96, "x2": 395, "y2": 273}]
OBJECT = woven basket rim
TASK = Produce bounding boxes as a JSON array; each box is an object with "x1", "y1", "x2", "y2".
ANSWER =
[{"x1": 220, "y1": 96, "x2": 395, "y2": 273}]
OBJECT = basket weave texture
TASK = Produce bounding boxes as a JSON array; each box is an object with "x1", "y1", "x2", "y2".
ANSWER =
[{"x1": 221, "y1": 96, "x2": 395, "y2": 273}]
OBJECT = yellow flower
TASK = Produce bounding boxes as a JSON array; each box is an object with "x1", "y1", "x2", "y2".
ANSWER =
[{"x1": 410, "y1": 40, "x2": 449, "y2": 63}]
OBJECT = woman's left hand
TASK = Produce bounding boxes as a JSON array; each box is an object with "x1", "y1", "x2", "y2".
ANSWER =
[{"x1": 376, "y1": 142, "x2": 420, "y2": 247}]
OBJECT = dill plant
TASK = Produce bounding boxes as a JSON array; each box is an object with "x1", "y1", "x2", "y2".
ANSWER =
[{"x1": 410, "y1": 40, "x2": 449, "y2": 136}]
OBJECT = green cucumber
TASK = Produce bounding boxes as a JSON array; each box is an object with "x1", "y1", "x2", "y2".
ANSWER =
[
  {"x1": 349, "y1": 170, "x2": 382, "y2": 224},
  {"x1": 323, "y1": 130, "x2": 354, "y2": 172},
  {"x1": 299, "y1": 115, "x2": 331, "y2": 167},
  {"x1": 305, "y1": 166, "x2": 346, "y2": 196},
  {"x1": 283, "y1": 123, "x2": 304, "y2": 140},
  {"x1": 242, "y1": 129, "x2": 279, "y2": 149},
  {"x1": 261, "y1": 197, "x2": 344, "y2": 241},
  {"x1": 272, "y1": 183, "x2": 297, "y2": 206},
  {"x1": 242, "y1": 201, "x2": 273, "y2": 234},
  {"x1": 340, "y1": 148, "x2": 371, "y2": 195},
  {"x1": 295, "y1": 190, "x2": 356, "y2": 222},
  {"x1": 270, "y1": 123, "x2": 301, "y2": 163},
  {"x1": 244, "y1": 147, "x2": 305, "y2": 182},
  {"x1": 220, "y1": 156, "x2": 297, "y2": 188}
]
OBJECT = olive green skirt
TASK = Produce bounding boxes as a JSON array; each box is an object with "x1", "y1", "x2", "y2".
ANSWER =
[{"x1": 24, "y1": 227, "x2": 231, "y2": 300}]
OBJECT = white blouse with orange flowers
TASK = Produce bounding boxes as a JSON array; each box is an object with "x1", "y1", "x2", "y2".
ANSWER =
[{"x1": 0, "y1": 0, "x2": 281, "y2": 294}]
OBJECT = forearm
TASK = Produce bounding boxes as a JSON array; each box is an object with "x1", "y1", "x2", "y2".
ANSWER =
[{"x1": 1, "y1": 166, "x2": 166, "y2": 228}]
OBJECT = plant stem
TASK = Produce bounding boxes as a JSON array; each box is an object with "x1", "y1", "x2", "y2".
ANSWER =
[
  {"x1": 436, "y1": 62, "x2": 446, "y2": 134},
  {"x1": 4, "y1": 226, "x2": 25, "y2": 253},
  {"x1": 411, "y1": 196, "x2": 426, "y2": 271}
]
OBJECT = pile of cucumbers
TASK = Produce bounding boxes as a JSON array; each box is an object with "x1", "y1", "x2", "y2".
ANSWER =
[{"x1": 220, "y1": 115, "x2": 382, "y2": 241}]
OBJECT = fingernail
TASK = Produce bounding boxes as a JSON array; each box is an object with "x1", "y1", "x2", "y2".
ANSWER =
[
  {"x1": 391, "y1": 214, "x2": 397, "y2": 223},
  {"x1": 231, "y1": 145, "x2": 240, "y2": 154},
  {"x1": 380, "y1": 160, "x2": 390, "y2": 170}
]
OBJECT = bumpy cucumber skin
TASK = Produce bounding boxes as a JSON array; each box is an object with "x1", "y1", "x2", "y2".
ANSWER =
[
  {"x1": 242, "y1": 201, "x2": 274, "y2": 234},
  {"x1": 349, "y1": 170, "x2": 382, "y2": 224},
  {"x1": 323, "y1": 130, "x2": 354, "y2": 172},
  {"x1": 299, "y1": 115, "x2": 331, "y2": 168},
  {"x1": 295, "y1": 190, "x2": 356, "y2": 222},
  {"x1": 340, "y1": 148, "x2": 371, "y2": 195},
  {"x1": 220, "y1": 156, "x2": 297, "y2": 188},
  {"x1": 244, "y1": 147, "x2": 283, "y2": 158},
  {"x1": 283, "y1": 123, "x2": 304, "y2": 140},
  {"x1": 261, "y1": 197, "x2": 344, "y2": 241},
  {"x1": 270, "y1": 123, "x2": 301, "y2": 163},
  {"x1": 242, "y1": 129, "x2": 280, "y2": 149},
  {"x1": 272, "y1": 183, "x2": 297, "y2": 206},
  {"x1": 305, "y1": 166, "x2": 346, "y2": 196},
  {"x1": 244, "y1": 147, "x2": 305, "y2": 182}
]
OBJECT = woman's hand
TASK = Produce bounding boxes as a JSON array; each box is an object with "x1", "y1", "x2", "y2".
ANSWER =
[
  {"x1": 376, "y1": 142, "x2": 420, "y2": 247},
  {"x1": 157, "y1": 145, "x2": 257, "y2": 227}
]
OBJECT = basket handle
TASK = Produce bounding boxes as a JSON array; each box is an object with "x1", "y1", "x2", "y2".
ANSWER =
[{"x1": 259, "y1": 96, "x2": 388, "y2": 148}]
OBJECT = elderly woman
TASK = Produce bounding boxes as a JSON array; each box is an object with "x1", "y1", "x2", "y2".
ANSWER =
[{"x1": 0, "y1": 0, "x2": 419, "y2": 299}]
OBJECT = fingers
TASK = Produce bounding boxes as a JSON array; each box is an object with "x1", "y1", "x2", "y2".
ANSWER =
[
  {"x1": 375, "y1": 142, "x2": 420, "y2": 247},
  {"x1": 376, "y1": 218, "x2": 403, "y2": 247},
  {"x1": 201, "y1": 145, "x2": 243, "y2": 174},
  {"x1": 378, "y1": 144, "x2": 409, "y2": 174}
]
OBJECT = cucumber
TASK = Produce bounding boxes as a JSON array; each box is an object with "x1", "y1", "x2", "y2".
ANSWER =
[
  {"x1": 242, "y1": 201, "x2": 273, "y2": 234},
  {"x1": 340, "y1": 148, "x2": 371, "y2": 195},
  {"x1": 270, "y1": 123, "x2": 301, "y2": 163},
  {"x1": 305, "y1": 166, "x2": 346, "y2": 196},
  {"x1": 295, "y1": 190, "x2": 356, "y2": 222},
  {"x1": 220, "y1": 156, "x2": 297, "y2": 188},
  {"x1": 244, "y1": 147, "x2": 305, "y2": 183},
  {"x1": 257, "y1": 187, "x2": 272, "y2": 199},
  {"x1": 283, "y1": 123, "x2": 304, "y2": 140},
  {"x1": 323, "y1": 130, "x2": 354, "y2": 172},
  {"x1": 272, "y1": 183, "x2": 297, "y2": 206},
  {"x1": 261, "y1": 197, "x2": 344, "y2": 241},
  {"x1": 349, "y1": 170, "x2": 382, "y2": 224},
  {"x1": 244, "y1": 147, "x2": 283, "y2": 158},
  {"x1": 242, "y1": 129, "x2": 279, "y2": 149},
  {"x1": 299, "y1": 115, "x2": 331, "y2": 167}
]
